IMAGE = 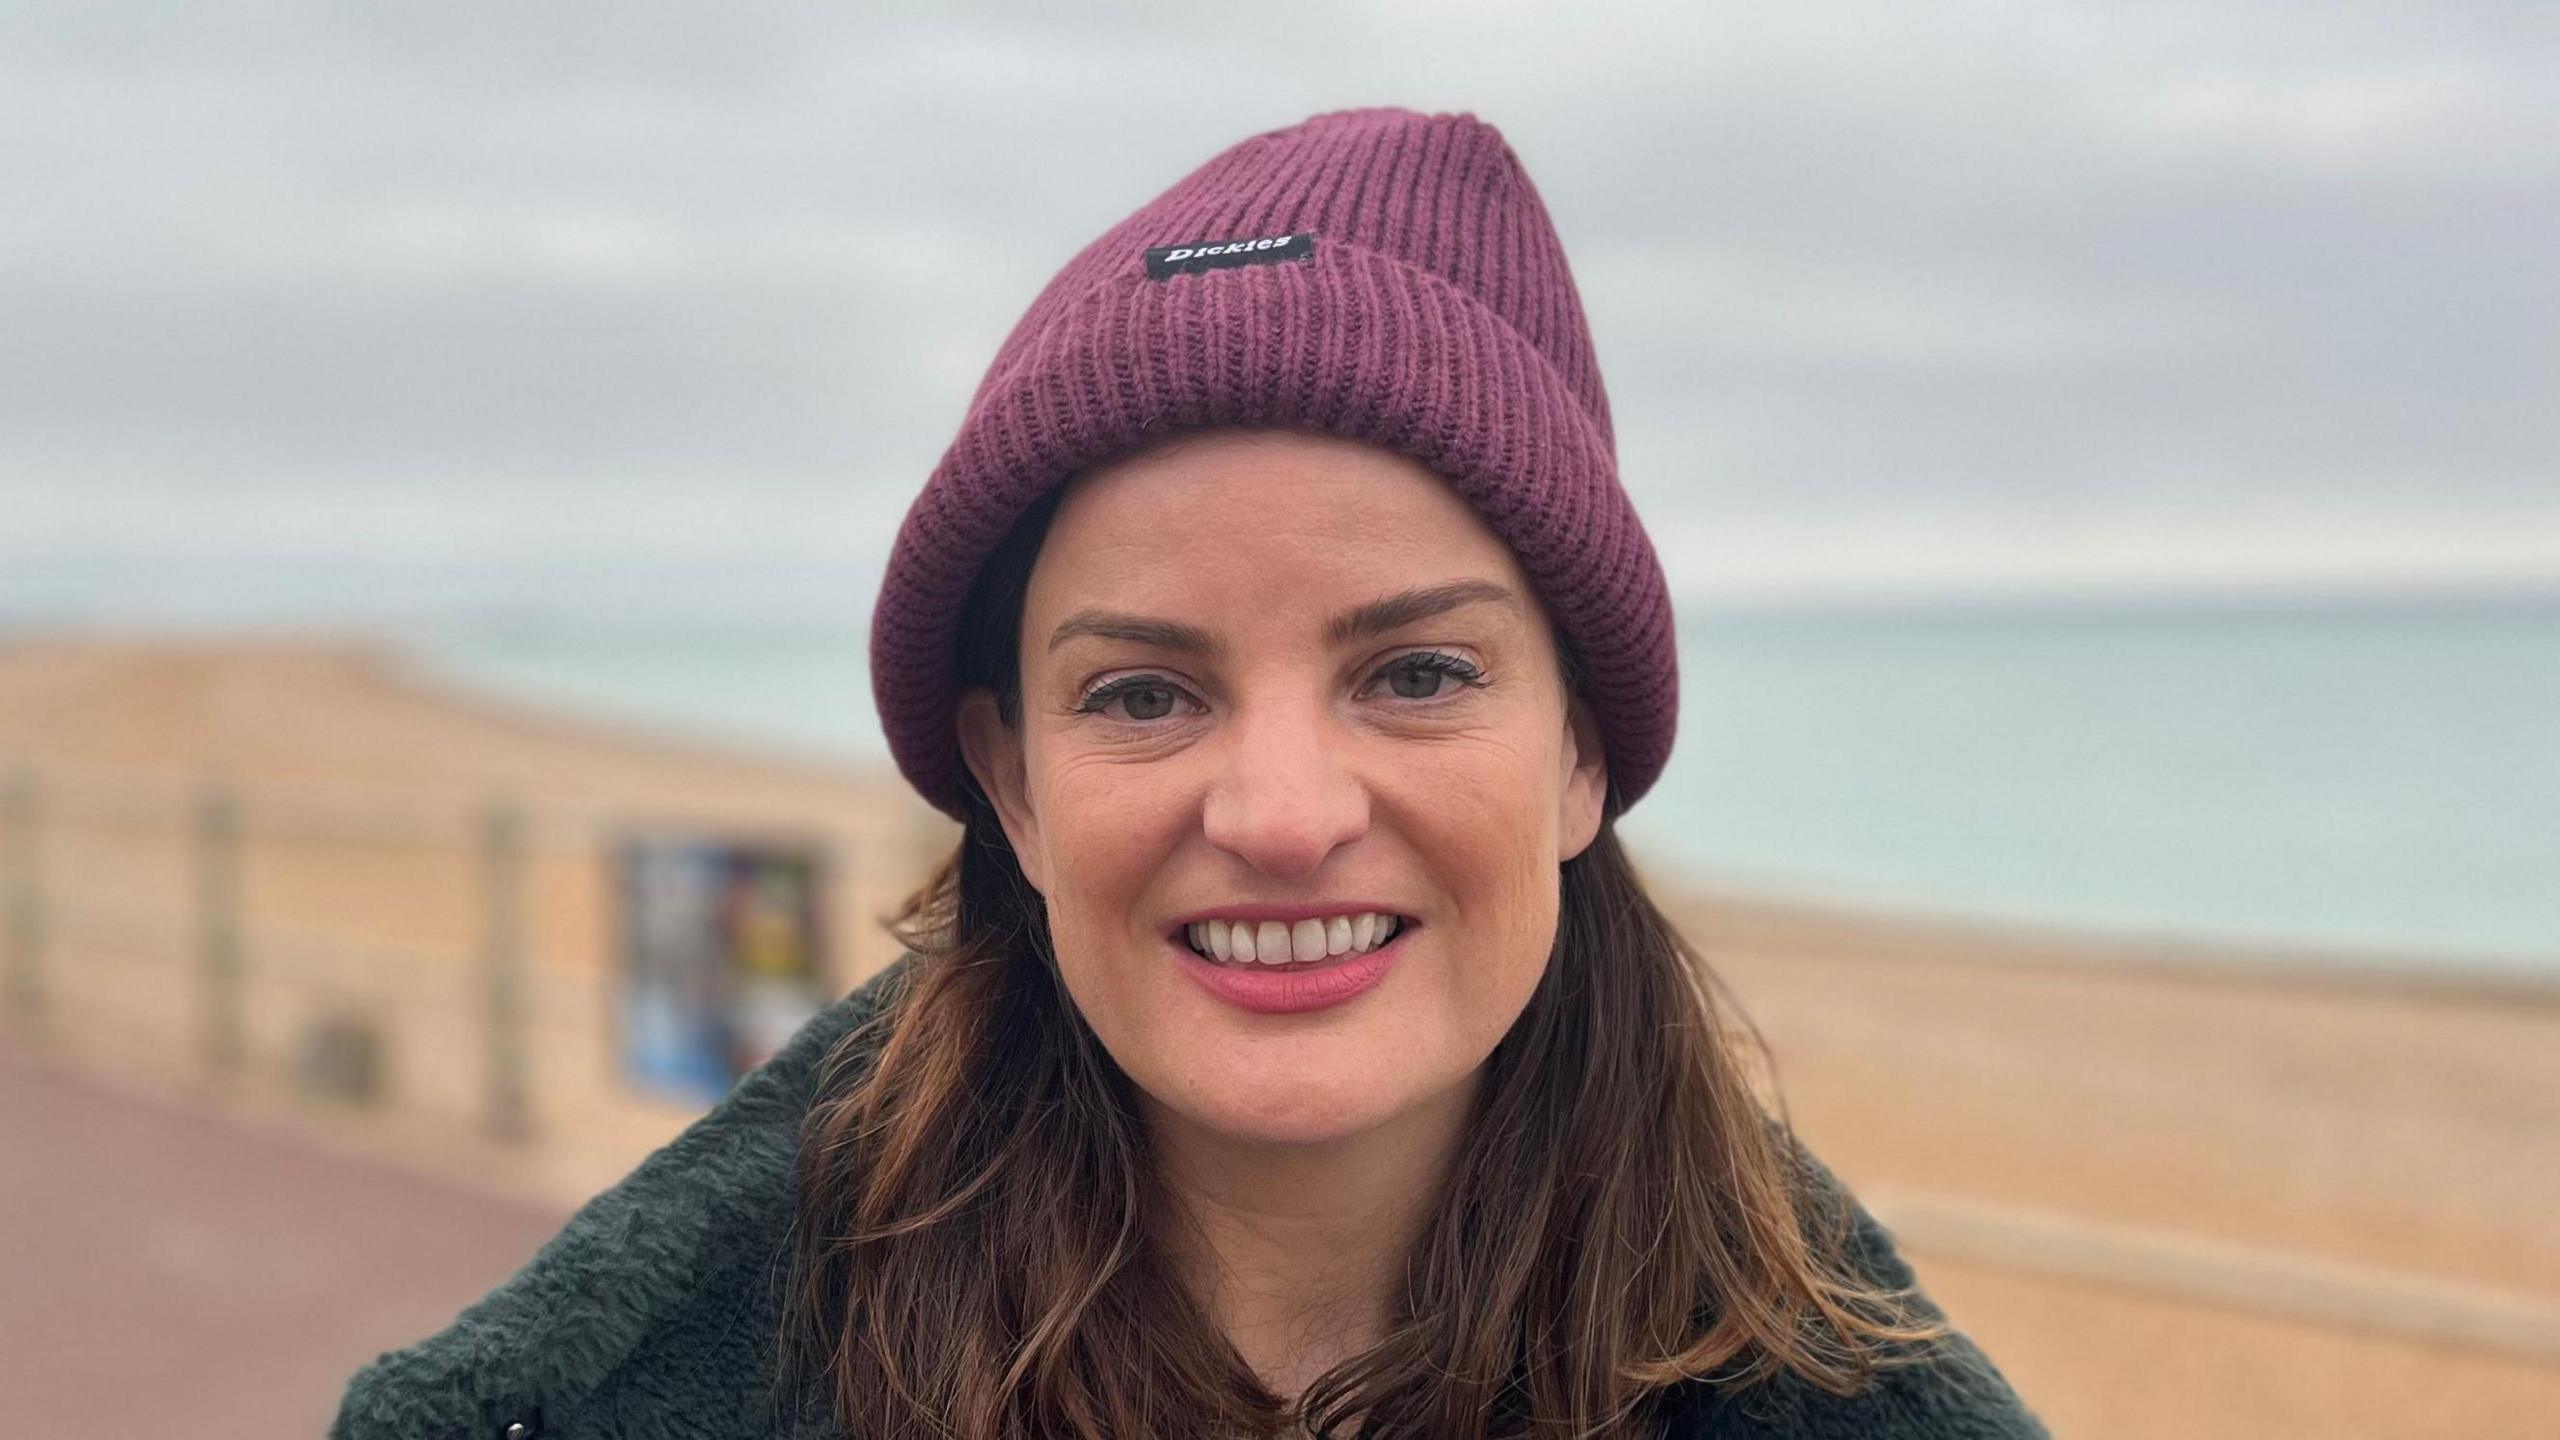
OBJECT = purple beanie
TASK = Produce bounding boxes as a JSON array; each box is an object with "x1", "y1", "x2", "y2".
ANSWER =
[{"x1": 870, "y1": 105, "x2": 1677, "y2": 820}]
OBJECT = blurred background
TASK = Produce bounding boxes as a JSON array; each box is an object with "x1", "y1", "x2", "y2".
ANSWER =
[{"x1": 3, "y1": 3, "x2": 2554, "y2": 1436}]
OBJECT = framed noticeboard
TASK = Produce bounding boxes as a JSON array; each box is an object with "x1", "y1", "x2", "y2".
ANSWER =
[{"x1": 612, "y1": 833, "x2": 830, "y2": 1105}]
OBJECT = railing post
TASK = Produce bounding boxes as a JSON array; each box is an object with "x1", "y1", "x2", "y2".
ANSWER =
[
  {"x1": 3, "y1": 769, "x2": 42, "y2": 1032},
  {"x1": 196, "y1": 784, "x2": 246, "y2": 1075},
  {"x1": 481, "y1": 792, "x2": 532, "y2": 1142}
]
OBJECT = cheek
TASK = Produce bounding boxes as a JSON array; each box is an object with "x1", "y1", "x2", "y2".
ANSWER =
[
  {"x1": 1399, "y1": 729, "x2": 1565, "y2": 869},
  {"x1": 1029, "y1": 761, "x2": 1189, "y2": 1008},
  {"x1": 1394, "y1": 744, "x2": 1565, "y2": 1021},
  {"x1": 1033, "y1": 756, "x2": 1185, "y2": 895}
]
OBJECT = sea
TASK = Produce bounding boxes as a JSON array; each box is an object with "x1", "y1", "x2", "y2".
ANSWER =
[{"x1": 398, "y1": 593, "x2": 2560, "y2": 983}]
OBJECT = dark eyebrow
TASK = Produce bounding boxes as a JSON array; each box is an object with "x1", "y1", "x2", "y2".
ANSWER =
[
  {"x1": 1322, "y1": 578, "x2": 1521, "y2": 646},
  {"x1": 1045, "y1": 579, "x2": 1521, "y2": 657},
  {"x1": 1045, "y1": 612, "x2": 1218, "y2": 657}
]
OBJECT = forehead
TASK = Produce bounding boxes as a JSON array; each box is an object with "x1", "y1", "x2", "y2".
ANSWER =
[{"x1": 1028, "y1": 428, "x2": 1525, "y2": 610}]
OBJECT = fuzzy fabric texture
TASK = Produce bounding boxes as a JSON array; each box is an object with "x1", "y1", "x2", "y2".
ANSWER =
[
  {"x1": 868, "y1": 104, "x2": 1682, "y2": 822},
  {"x1": 331, "y1": 954, "x2": 2047, "y2": 1439}
]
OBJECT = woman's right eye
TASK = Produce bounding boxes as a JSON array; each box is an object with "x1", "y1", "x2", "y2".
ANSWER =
[
  {"x1": 1114, "y1": 684, "x2": 1180, "y2": 721},
  {"x1": 1075, "y1": 676, "x2": 1192, "y2": 723}
]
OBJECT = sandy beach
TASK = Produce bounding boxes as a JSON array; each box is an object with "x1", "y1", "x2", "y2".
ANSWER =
[{"x1": 2, "y1": 634, "x2": 2554, "y2": 1437}]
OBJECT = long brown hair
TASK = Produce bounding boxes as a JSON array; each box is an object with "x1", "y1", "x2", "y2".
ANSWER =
[{"x1": 779, "y1": 466, "x2": 1953, "y2": 1438}]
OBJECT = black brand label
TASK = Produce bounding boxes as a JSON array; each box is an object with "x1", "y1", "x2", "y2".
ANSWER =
[{"x1": 1143, "y1": 233, "x2": 1315, "y2": 280}]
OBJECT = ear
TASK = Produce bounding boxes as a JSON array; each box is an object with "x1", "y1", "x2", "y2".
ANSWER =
[
  {"x1": 1557, "y1": 692, "x2": 1607, "y2": 863},
  {"x1": 955, "y1": 687, "x2": 1049, "y2": 895}
]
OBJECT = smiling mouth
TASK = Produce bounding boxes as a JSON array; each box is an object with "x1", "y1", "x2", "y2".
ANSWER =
[{"x1": 1173, "y1": 915, "x2": 1412, "y2": 968}]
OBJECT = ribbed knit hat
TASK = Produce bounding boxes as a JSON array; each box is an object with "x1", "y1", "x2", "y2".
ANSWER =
[{"x1": 870, "y1": 105, "x2": 1677, "y2": 821}]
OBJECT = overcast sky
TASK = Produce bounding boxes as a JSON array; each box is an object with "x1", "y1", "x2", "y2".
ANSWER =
[{"x1": 5, "y1": 0, "x2": 2554, "y2": 624}]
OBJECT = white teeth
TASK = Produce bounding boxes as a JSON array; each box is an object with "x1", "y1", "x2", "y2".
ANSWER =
[
  {"x1": 1183, "y1": 911, "x2": 1407, "y2": 965},
  {"x1": 1285, "y1": 919, "x2": 1319, "y2": 963}
]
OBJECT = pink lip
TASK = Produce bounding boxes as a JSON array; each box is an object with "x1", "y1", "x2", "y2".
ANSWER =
[
  {"x1": 1171, "y1": 922, "x2": 1413, "y2": 1016},
  {"x1": 1165, "y1": 901, "x2": 1409, "y2": 929}
]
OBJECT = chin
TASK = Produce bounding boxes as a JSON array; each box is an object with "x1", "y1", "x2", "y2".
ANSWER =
[{"x1": 1160, "y1": 1071, "x2": 1404, "y2": 1149}]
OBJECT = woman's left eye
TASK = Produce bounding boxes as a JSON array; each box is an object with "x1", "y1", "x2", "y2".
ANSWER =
[{"x1": 1365, "y1": 649, "x2": 1486, "y2": 701}]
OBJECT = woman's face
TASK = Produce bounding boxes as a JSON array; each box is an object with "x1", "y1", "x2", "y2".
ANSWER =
[{"x1": 957, "y1": 427, "x2": 1607, "y2": 1150}]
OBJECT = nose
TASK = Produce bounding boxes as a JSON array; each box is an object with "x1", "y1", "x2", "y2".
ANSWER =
[{"x1": 1200, "y1": 693, "x2": 1370, "y2": 880}]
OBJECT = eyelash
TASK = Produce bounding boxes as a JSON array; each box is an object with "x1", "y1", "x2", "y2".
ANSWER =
[{"x1": 1073, "y1": 650, "x2": 1487, "y2": 723}]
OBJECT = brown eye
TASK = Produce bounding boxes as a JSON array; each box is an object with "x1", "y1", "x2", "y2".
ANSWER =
[
  {"x1": 1389, "y1": 664, "x2": 1442, "y2": 699},
  {"x1": 1075, "y1": 675, "x2": 1193, "y2": 723},
  {"x1": 1374, "y1": 651, "x2": 1484, "y2": 701}
]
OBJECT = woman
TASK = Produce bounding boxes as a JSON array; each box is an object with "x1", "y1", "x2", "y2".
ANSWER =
[{"x1": 334, "y1": 106, "x2": 2044, "y2": 1440}]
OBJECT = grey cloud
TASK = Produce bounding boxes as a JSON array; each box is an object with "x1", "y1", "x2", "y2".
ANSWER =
[{"x1": 3, "y1": 1, "x2": 2552, "y2": 619}]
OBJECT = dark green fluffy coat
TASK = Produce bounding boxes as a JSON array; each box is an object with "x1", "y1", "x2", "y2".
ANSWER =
[{"x1": 332, "y1": 956, "x2": 2048, "y2": 1439}]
